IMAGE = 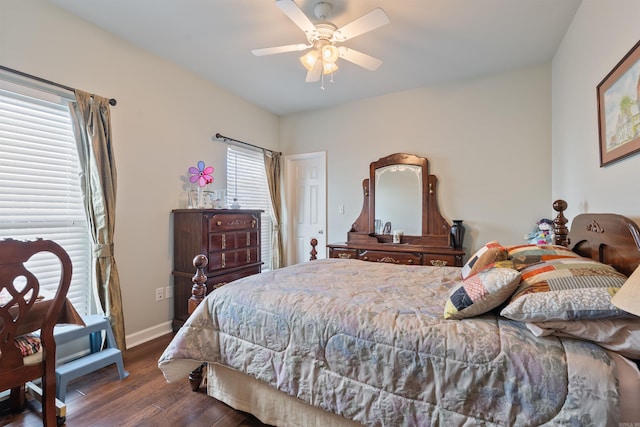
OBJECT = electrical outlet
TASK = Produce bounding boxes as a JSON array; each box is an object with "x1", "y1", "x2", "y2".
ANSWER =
[
  {"x1": 155, "y1": 287, "x2": 164, "y2": 302},
  {"x1": 165, "y1": 286, "x2": 173, "y2": 299},
  {"x1": 338, "y1": 204, "x2": 344, "y2": 214}
]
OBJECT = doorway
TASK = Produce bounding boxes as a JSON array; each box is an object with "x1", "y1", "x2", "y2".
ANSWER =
[{"x1": 284, "y1": 151, "x2": 327, "y2": 265}]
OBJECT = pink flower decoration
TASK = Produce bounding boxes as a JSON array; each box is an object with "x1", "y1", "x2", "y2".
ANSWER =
[{"x1": 188, "y1": 161, "x2": 214, "y2": 187}]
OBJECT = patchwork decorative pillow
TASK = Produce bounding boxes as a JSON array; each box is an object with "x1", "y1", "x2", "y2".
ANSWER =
[
  {"x1": 500, "y1": 258, "x2": 629, "y2": 322},
  {"x1": 507, "y1": 244, "x2": 581, "y2": 270},
  {"x1": 461, "y1": 241, "x2": 508, "y2": 279},
  {"x1": 444, "y1": 265, "x2": 521, "y2": 320}
]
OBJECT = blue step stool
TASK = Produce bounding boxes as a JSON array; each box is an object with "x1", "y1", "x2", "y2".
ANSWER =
[{"x1": 54, "y1": 314, "x2": 129, "y2": 401}]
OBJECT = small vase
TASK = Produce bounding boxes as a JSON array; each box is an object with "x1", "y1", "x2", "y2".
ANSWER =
[{"x1": 451, "y1": 220, "x2": 465, "y2": 249}]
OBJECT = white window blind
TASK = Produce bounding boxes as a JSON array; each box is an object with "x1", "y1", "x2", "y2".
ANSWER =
[
  {"x1": 0, "y1": 83, "x2": 91, "y2": 315},
  {"x1": 226, "y1": 145, "x2": 273, "y2": 271}
]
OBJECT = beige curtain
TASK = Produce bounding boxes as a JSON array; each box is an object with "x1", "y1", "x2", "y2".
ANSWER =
[
  {"x1": 264, "y1": 151, "x2": 283, "y2": 269},
  {"x1": 70, "y1": 90, "x2": 126, "y2": 351}
]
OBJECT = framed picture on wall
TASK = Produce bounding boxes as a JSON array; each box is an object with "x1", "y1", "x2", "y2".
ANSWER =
[{"x1": 597, "y1": 39, "x2": 640, "y2": 166}]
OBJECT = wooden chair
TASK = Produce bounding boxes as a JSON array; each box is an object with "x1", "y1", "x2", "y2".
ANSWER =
[{"x1": 0, "y1": 238, "x2": 72, "y2": 426}]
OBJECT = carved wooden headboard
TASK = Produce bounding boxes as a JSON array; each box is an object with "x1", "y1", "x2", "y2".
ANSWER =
[{"x1": 552, "y1": 199, "x2": 640, "y2": 277}]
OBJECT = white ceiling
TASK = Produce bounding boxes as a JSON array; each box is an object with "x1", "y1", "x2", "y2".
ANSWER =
[{"x1": 49, "y1": 0, "x2": 581, "y2": 116}]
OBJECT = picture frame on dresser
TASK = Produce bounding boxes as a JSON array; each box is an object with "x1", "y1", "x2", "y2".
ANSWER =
[{"x1": 597, "y1": 39, "x2": 640, "y2": 166}]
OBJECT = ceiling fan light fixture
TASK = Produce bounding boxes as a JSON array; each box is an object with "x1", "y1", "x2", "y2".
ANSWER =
[
  {"x1": 256, "y1": 1, "x2": 390, "y2": 84},
  {"x1": 300, "y1": 49, "x2": 320, "y2": 71},
  {"x1": 322, "y1": 60, "x2": 339, "y2": 75},
  {"x1": 321, "y1": 44, "x2": 339, "y2": 63}
]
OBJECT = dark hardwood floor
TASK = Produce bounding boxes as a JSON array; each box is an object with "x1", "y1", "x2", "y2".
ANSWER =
[{"x1": 0, "y1": 334, "x2": 270, "y2": 427}]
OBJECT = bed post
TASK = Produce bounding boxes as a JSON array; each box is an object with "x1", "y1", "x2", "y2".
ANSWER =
[
  {"x1": 187, "y1": 254, "x2": 208, "y2": 392},
  {"x1": 188, "y1": 254, "x2": 208, "y2": 315},
  {"x1": 552, "y1": 199, "x2": 569, "y2": 247},
  {"x1": 310, "y1": 238, "x2": 318, "y2": 261}
]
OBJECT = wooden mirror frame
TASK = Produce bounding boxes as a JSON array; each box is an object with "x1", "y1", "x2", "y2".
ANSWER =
[{"x1": 348, "y1": 153, "x2": 451, "y2": 247}]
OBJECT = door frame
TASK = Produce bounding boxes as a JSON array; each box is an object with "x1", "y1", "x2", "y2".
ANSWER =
[{"x1": 284, "y1": 151, "x2": 327, "y2": 265}]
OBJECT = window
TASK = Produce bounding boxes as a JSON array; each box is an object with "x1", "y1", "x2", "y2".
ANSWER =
[
  {"x1": 0, "y1": 78, "x2": 92, "y2": 315},
  {"x1": 226, "y1": 145, "x2": 273, "y2": 271}
]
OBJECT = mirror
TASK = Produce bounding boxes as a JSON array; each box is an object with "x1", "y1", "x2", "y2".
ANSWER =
[
  {"x1": 374, "y1": 165, "x2": 422, "y2": 235},
  {"x1": 348, "y1": 153, "x2": 450, "y2": 247}
]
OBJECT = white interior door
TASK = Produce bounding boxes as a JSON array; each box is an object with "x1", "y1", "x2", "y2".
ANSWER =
[{"x1": 284, "y1": 152, "x2": 327, "y2": 265}]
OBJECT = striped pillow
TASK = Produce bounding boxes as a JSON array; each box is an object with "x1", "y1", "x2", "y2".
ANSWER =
[
  {"x1": 507, "y1": 244, "x2": 581, "y2": 271},
  {"x1": 500, "y1": 258, "x2": 629, "y2": 322},
  {"x1": 14, "y1": 334, "x2": 41, "y2": 357}
]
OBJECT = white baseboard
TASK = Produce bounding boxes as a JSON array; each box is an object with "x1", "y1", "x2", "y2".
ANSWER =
[{"x1": 126, "y1": 321, "x2": 173, "y2": 349}]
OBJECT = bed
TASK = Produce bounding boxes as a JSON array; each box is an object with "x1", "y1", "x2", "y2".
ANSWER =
[{"x1": 158, "y1": 198, "x2": 640, "y2": 426}]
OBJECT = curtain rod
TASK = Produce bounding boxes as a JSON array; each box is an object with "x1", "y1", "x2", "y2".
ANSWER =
[
  {"x1": 214, "y1": 133, "x2": 282, "y2": 155},
  {"x1": 0, "y1": 65, "x2": 117, "y2": 106}
]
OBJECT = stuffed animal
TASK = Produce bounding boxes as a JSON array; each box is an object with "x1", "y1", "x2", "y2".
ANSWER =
[{"x1": 524, "y1": 218, "x2": 554, "y2": 245}]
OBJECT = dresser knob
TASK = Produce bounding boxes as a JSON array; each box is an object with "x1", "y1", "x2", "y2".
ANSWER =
[
  {"x1": 363, "y1": 256, "x2": 369, "y2": 261},
  {"x1": 216, "y1": 220, "x2": 222, "y2": 226},
  {"x1": 430, "y1": 260, "x2": 448, "y2": 267}
]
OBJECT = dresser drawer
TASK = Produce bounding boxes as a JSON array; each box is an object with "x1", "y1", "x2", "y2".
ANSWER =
[
  {"x1": 208, "y1": 230, "x2": 259, "y2": 251},
  {"x1": 205, "y1": 265, "x2": 261, "y2": 293},
  {"x1": 329, "y1": 248, "x2": 358, "y2": 259},
  {"x1": 422, "y1": 254, "x2": 457, "y2": 267},
  {"x1": 208, "y1": 248, "x2": 260, "y2": 272},
  {"x1": 359, "y1": 250, "x2": 422, "y2": 265},
  {"x1": 207, "y1": 213, "x2": 258, "y2": 232}
]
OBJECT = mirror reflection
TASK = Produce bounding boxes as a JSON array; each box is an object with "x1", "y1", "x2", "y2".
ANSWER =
[{"x1": 374, "y1": 164, "x2": 422, "y2": 236}]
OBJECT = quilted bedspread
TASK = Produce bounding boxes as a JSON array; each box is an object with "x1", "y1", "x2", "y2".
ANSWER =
[{"x1": 158, "y1": 259, "x2": 620, "y2": 426}]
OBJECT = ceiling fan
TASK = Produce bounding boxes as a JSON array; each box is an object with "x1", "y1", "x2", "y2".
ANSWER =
[{"x1": 252, "y1": 0, "x2": 390, "y2": 84}]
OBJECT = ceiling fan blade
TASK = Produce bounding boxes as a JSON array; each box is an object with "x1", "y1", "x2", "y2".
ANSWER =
[
  {"x1": 338, "y1": 47, "x2": 383, "y2": 71},
  {"x1": 333, "y1": 8, "x2": 389, "y2": 42},
  {"x1": 252, "y1": 44, "x2": 310, "y2": 56},
  {"x1": 305, "y1": 60, "x2": 322, "y2": 82},
  {"x1": 275, "y1": 0, "x2": 317, "y2": 36}
]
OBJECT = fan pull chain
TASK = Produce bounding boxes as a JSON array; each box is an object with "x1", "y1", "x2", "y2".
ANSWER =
[{"x1": 320, "y1": 72, "x2": 336, "y2": 91}]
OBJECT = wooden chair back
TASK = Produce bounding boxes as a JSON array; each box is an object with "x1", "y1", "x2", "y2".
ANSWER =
[{"x1": 0, "y1": 238, "x2": 72, "y2": 426}]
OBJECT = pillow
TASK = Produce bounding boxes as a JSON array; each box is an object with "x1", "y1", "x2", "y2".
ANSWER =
[
  {"x1": 525, "y1": 318, "x2": 640, "y2": 359},
  {"x1": 507, "y1": 244, "x2": 581, "y2": 271},
  {"x1": 14, "y1": 333, "x2": 41, "y2": 357},
  {"x1": 444, "y1": 265, "x2": 521, "y2": 320},
  {"x1": 461, "y1": 241, "x2": 508, "y2": 279},
  {"x1": 500, "y1": 257, "x2": 630, "y2": 322}
]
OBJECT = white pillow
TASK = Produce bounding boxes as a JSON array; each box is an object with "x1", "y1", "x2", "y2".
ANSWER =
[{"x1": 526, "y1": 318, "x2": 640, "y2": 359}]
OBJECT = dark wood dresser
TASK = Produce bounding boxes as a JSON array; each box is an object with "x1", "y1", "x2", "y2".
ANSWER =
[
  {"x1": 328, "y1": 242, "x2": 463, "y2": 267},
  {"x1": 171, "y1": 208, "x2": 263, "y2": 331},
  {"x1": 326, "y1": 153, "x2": 464, "y2": 268}
]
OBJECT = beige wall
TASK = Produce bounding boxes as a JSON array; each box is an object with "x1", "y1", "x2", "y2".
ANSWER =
[
  {"x1": 3, "y1": 0, "x2": 639, "y2": 343},
  {"x1": 0, "y1": 0, "x2": 280, "y2": 343},
  {"x1": 552, "y1": 0, "x2": 640, "y2": 222},
  {"x1": 281, "y1": 64, "x2": 553, "y2": 255}
]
